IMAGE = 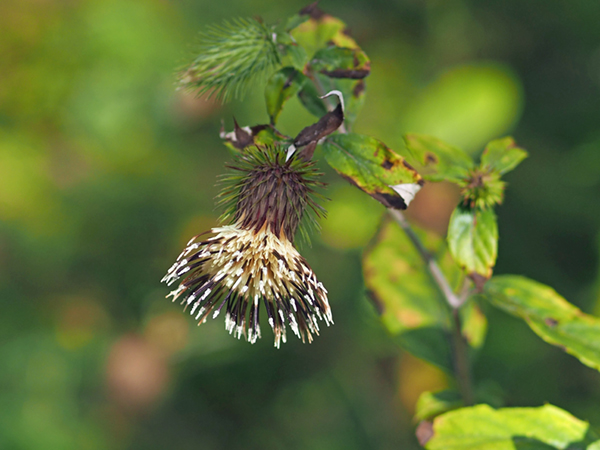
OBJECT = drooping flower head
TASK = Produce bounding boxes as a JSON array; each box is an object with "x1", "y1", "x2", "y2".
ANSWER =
[{"x1": 162, "y1": 146, "x2": 332, "y2": 348}]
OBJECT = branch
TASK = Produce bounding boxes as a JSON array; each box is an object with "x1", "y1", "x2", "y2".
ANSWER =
[
  {"x1": 388, "y1": 209, "x2": 464, "y2": 309},
  {"x1": 389, "y1": 210, "x2": 473, "y2": 405}
]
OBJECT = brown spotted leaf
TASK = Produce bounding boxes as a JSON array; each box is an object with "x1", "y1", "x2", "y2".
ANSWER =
[
  {"x1": 363, "y1": 219, "x2": 487, "y2": 372},
  {"x1": 483, "y1": 275, "x2": 600, "y2": 372},
  {"x1": 290, "y1": 5, "x2": 359, "y2": 57},
  {"x1": 310, "y1": 46, "x2": 370, "y2": 80},
  {"x1": 404, "y1": 133, "x2": 474, "y2": 183},
  {"x1": 220, "y1": 122, "x2": 290, "y2": 152},
  {"x1": 322, "y1": 133, "x2": 424, "y2": 210},
  {"x1": 301, "y1": 73, "x2": 366, "y2": 127}
]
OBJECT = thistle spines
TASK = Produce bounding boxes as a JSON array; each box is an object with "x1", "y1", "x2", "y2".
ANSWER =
[{"x1": 179, "y1": 18, "x2": 281, "y2": 101}]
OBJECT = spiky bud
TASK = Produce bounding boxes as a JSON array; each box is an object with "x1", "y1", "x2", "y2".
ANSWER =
[
  {"x1": 162, "y1": 146, "x2": 332, "y2": 348},
  {"x1": 459, "y1": 167, "x2": 506, "y2": 209}
]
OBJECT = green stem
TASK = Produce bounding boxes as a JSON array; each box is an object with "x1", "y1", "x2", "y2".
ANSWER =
[{"x1": 452, "y1": 309, "x2": 474, "y2": 405}]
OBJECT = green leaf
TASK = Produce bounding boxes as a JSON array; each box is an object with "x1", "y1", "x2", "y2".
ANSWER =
[
  {"x1": 363, "y1": 219, "x2": 486, "y2": 372},
  {"x1": 322, "y1": 133, "x2": 423, "y2": 210},
  {"x1": 460, "y1": 299, "x2": 488, "y2": 350},
  {"x1": 447, "y1": 207, "x2": 498, "y2": 281},
  {"x1": 297, "y1": 80, "x2": 329, "y2": 118},
  {"x1": 265, "y1": 67, "x2": 307, "y2": 124},
  {"x1": 415, "y1": 390, "x2": 463, "y2": 421},
  {"x1": 480, "y1": 137, "x2": 528, "y2": 175},
  {"x1": 310, "y1": 46, "x2": 370, "y2": 80},
  {"x1": 305, "y1": 46, "x2": 370, "y2": 126},
  {"x1": 404, "y1": 133, "x2": 473, "y2": 183},
  {"x1": 180, "y1": 18, "x2": 281, "y2": 101},
  {"x1": 483, "y1": 275, "x2": 600, "y2": 372},
  {"x1": 273, "y1": 32, "x2": 308, "y2": 70},
  {"x1": 424, "y1": 404, "x2": 600, "y2": 449}
]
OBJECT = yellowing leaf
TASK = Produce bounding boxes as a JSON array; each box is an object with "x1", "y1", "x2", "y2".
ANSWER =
[
  {"x1": 425, "y1": 404, "x2": 600, "y2": 449},
  {"x1": 322, "y1": 133, "x2": 423, "y2": 210},
  {"x1": 363, "y1": 219, "x2": 486, "y2": 372}
]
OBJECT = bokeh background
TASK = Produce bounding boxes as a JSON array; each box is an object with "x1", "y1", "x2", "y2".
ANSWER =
[{"x1": 3, "y1": 0, "x2": 600, "y2": 448}]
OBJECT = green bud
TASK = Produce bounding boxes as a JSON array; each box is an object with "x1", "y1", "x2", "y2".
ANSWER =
[{"x1": 458, "y1": 168, "x2": 505, "y2": 209}]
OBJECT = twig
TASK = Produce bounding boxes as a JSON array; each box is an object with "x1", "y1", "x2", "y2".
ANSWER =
[{"x1": 388, "y1": 210, "x2": 474, "y2": 405}]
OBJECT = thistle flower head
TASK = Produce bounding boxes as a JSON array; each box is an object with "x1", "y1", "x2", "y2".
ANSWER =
[
  {"x1": 179, "y1": 18, "x2": 281, "y2": 101},
  {"x1": 162, "y1": 146, "x2": 332, "y2": 347}
]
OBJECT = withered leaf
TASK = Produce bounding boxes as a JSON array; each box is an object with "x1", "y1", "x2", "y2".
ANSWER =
[{"x1": 294, "y1": 103, "x2": 344, "y2": 147}]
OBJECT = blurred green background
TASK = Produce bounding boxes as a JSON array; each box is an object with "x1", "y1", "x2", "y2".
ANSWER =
[{"x1": 2, "y1": 0, "x2": 600, "y2": 448}]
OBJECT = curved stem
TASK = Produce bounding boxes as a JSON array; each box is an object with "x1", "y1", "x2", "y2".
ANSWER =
[{"x1": 388, "y1": 210, "x2": 463, "y2": 309}]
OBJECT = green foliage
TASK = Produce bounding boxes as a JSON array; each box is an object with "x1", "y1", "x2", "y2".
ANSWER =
[
  {"x1": 415, "y1": 390, "x2": 463, "y2": 421},
  {"x1": 404, "y1": 133, "x2": 526, "y2": 209},
  {"x1": 179, "y1": 18, "x2": 281, "y2": 100},
  {"x1": 424, "y1": 404, "x2": 600, "y2": 450},
  {"x1": 182, "y1": 6, "x2": 600, "y2": 447},
  {"x1": 483, "y1": 275, "x2": 600, "y2": 372},
  {"x1": 480, "y1": 137, "x2": 528, "y2": 175},
  {"x1": 290, "y1": 10, "x2": 355, "y2": 57},
  {"x1": 7, "y1": 1, "x2": 600, "y2": 448},
  {"x1": 310, "y1": 46, "x2": 370, "y2": 79},
  {"x1": 265, "y1": 67, "x2": 306, "y2": 124},
  {"x1": 297, "y1": 79, "x2": 330, "y2": 117},
  {"x1": 363, "y1": 220, "x2": 486, "y2": 372},
  {"x1": 447, "y1": 207, "x2": 498, "y2": 281}
]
